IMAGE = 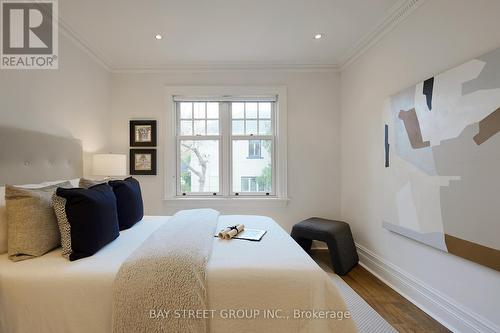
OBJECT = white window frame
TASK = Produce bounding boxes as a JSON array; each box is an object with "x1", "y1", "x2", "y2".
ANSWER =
[
  {"x1": 164, "y1": 86, "x2": 288, "y2": 207},
  {"x1": 176, "y1": 102, "x2": 223, "y2": 196},
  {"x1": 229, "y1": 101, "x2": 276, "y2": 197}
]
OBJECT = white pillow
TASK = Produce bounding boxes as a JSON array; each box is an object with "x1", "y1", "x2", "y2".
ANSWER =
[
  {"x1": 20, "y1": 178, "x2": 80, "y2": 188},
  {"x1": 54, "y1": 178, "x2": 80, "y2": 187},
  {"x1": 0, "y1": 179, "x2": 80, "y2": 254},
  {"x1": 69, "y1": 178, "x2": 80, "y2": 188},
  {"x1": 0, "y1": 186, "x2": 6, "y2": 253}
]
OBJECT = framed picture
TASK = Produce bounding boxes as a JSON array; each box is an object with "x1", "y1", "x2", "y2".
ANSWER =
[
  {"x1": 130, "y1": 120, "x2": 157, "y2": 147},
  {"x1": 130, "y1": 149, "x2": 157, "y2": 175}
]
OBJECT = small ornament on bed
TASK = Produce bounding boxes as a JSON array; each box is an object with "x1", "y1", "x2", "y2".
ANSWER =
[
  {"x1": 218, "y1": 224, "x2": 244, "y2": 239},
  {"x1": 215, "y1": 225, "x2": 267, "y2": 241}
]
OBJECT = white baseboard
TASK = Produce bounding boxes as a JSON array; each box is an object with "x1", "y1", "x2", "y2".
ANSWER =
[{"x1": 355, "y1": 243, "x2": 499, "y2": 333}]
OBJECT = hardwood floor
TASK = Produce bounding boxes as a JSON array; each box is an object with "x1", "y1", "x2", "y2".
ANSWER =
[{"x1": 311, "y1": 250, "x2": 451, "y2": 333}]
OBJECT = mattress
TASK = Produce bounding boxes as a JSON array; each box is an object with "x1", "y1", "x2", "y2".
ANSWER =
[{"x1": 0, "y1": 215, "x2": 354, "y2": 333}]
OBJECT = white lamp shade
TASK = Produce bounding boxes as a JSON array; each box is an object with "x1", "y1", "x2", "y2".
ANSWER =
[{"x1": 92, "y1": 154, "x2": 127, "y2": 176}]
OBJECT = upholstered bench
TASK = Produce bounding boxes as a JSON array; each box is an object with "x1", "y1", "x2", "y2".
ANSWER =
[{"x1": 291, "y1": 218, "x2": 358, "y2": 275}]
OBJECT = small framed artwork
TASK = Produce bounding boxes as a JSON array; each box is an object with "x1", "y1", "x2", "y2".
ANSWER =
[
  {"x1": 130, "y1": 149, "x2": 157, "y2": 175},
  {"x1": 130, "y1": 120, "x2": 157, "y2": 147}
]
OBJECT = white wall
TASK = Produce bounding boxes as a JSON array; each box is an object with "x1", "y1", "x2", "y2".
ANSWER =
[
  {"x1": 0, "y1": 34, "x2": 111, "y2": 175},
  {"x1": 340, "y1": 0, "x2": 500, "y2": 330},
  {"x1": 109, "y1": 70, "x2": 341, "y2": 231}
]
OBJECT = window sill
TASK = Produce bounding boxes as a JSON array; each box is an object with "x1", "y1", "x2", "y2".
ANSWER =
[{"x1": 163, "y1": 196, "x2": 290, "y2": 208}]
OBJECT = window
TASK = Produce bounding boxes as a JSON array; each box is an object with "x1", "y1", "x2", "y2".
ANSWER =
[
  {"x1": 241, "y1": 177, "x2": 258, "y2": 192},
  {"x1": 247, "y1": 140, "x2": 262, "y2": 159},
  {"x1": 166, "y1": 86, "x2": 287, "y2": 202},
  {"x1": 175, "y1": 99, "x2": 277, "y2": 197},
  {"x1": 177, "y1": 102, "x2": 220, "y2": 194}
]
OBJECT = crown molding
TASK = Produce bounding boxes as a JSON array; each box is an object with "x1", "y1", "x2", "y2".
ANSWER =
[
  {"x1": 111, "y1": 63, "x2": 340, "y2": 74},
  {"x1": 339, "y1": 0, "x2": 427, "y2": 71},
  {"x1": 57, "y1": 0, "x2": 424, "y2": 73},
  {"x1": 56, "y1": 16, "x2": 112, "y2": 72}
]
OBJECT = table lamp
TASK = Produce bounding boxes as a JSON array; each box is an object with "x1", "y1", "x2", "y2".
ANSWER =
[{"x1": 92, "y1": 154, "x2": 127, "y2": 179}]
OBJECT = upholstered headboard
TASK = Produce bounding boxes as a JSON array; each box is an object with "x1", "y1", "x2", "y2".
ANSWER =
[{"x1": 0, "y1": 126, "x2": 83, "y2": 185}]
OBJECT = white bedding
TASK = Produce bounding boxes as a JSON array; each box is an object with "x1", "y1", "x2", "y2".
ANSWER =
[{"x1": 0, "y1": 215, "x2": 355, "y2": 333}]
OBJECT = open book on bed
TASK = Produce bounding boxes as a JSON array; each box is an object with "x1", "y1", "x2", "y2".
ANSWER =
[{"x1": 215, "y1": 228, "x2": 267, "y2": 241}]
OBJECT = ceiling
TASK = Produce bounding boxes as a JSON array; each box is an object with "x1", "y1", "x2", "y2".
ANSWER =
[{"x1": 58, "y1": 0, "x2": 410, "y2": 70}]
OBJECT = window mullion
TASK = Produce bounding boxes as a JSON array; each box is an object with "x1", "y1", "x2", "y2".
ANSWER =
[{"x1": 221, "y1": 102, "x2": 230, "y2": 197}]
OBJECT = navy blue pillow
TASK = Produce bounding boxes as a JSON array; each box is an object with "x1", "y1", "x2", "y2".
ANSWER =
[
  {"x1": 56, "y1": 184, "x2": 120, "y2": 261},
  {"x1": 109, "y1": 177, "x2": 144, "y2": 230}
]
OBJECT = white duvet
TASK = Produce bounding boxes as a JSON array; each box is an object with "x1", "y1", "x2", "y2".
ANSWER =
[{"x1": 0, "y1": 215, "x2": 356, "y2": 333}]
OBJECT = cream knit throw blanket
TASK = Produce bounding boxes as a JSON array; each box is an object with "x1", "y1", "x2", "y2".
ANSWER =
[{"x1": 112, "y1": 209, "x2": 220, "y2": 333}]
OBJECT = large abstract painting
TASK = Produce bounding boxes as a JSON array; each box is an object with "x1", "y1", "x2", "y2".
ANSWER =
[{"x1": 383, "y1": 47, "x2": 500, "y2": 271}]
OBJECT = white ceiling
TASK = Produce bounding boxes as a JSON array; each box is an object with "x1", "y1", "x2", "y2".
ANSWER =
[{"x1": 58, "y1": 0, "x2": 406, "y2": 70}]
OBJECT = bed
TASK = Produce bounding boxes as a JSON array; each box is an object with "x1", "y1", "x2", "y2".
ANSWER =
[{"x1": 0, "y1": 127, "x2": 356, "y2": 333}]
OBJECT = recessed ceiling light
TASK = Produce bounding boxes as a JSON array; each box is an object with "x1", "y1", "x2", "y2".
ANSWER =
[
  {"x1": 313, "y1": 33, "x2": 324, "y2": 40},
  {"x1": 155, "y1": 34, "x2": 163, "y2": 40}
]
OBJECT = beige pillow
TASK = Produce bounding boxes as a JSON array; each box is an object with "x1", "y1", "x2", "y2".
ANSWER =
[
  {"x1": 0, "y1": 186, "x2": 6, "y2": 254},
  {"x1": 5, "y1": 181, "x2": 72, "y2": 261},
  {"x1": 0, "y1": 179, "x2": 80, "y2": 255},
  {"x1": 79, "y1": 178, "x2": 106, "y2": 188}
]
